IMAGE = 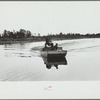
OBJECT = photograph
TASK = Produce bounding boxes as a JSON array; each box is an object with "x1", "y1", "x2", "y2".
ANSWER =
[{"x1": 0, "y1": 1, "x2": 100, "y2": 81}]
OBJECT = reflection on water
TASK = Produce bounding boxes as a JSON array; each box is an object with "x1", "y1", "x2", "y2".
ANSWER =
[
  {"x1": 4, "y1": 43, "x2": 29, "y2": 50},
  {"x1": 42, "y1": 56, "x2": 67, "y2": 69},
  {"x1": 1, "y1": 42, "x2": 42, "y2": 58}
]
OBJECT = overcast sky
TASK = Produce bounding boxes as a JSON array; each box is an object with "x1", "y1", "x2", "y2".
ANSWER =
[{"x1": 0, "y1": 1, "x2": 100, "y2": 35}]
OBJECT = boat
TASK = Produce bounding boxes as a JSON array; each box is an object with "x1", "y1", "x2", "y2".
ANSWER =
[
  {"x1": 41, "y1": 46, "x2": 67, "y2": 58},
  {"x1": 41, "y1": 45, "x2": 67, "y2": 69}
]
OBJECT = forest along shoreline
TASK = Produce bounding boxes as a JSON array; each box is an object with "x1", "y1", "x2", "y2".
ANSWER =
[{"x1": 0, "y1": 29, "x2": 100, "y2": 44}]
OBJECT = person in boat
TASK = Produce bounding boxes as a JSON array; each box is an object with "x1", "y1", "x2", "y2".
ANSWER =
[
  {"x1": 45, "y1": 38, "x2": 54, "y2": 48},
  {"x1": 54, "y1": 43, "x2": 58, "y2": 50},
  {"x1": 44, "y1": 38, "x2": 58, "y2": 50}
]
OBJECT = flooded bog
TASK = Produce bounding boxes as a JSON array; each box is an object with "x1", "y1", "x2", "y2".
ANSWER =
[{"x1": 0, "y1": 38, "x2": 100, "y2": 81}]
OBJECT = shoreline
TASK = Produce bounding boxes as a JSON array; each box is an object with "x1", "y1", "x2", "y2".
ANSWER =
[
  {"x1": 0, "y1": 37, "x2": 98, "y2": 44},
  {"x1": 0, "y1": 39, "x2": 45, "y2": 44}
]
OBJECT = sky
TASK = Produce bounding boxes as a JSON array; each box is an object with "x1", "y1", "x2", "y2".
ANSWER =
[{"x1": 0, "y1": 1, "x2": 100, "y2": 35}]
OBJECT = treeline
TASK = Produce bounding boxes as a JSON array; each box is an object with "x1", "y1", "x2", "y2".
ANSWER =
[
  {"x1": 0, "y1": 29, "x2": 32, "y2": 39},
  {"x1": 1, "y1": 29, "x2": 100, "y2": 41},
  {"x1": 41, "y1": 32, "x2": 100, "y2": 40}
]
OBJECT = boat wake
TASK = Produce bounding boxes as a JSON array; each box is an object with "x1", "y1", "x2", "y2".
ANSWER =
[
  {"x1": 31, "y1": 46, "x2": 43, "y2": 51},
  {"x1": 4, "y1": 46, "x2": 43, "y2": 58},
  {"x1": 57, "y1": 39, "x2": 100, "y2": 53},
  {"x1": 4, "y1": 39, "x2": 100, "y2": 58}
]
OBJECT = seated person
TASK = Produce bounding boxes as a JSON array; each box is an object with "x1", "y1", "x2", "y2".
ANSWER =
[
  {"x1": 54, "y1": 43, "x2": 58, "y2": 50},
  {"x1": 45, "y1": 38, "x2": 54, "y2": 48},
  {"x1": 44, "y1": 38, "x2": 58, "y2": 50}
]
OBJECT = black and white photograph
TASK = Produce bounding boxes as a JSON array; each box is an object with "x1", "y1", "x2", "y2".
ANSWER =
[{"x1": 0, "y1": 1, "x2": 100, "y2": 81}]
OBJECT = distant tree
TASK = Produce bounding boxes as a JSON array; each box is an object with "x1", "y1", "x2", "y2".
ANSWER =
[
  {"x1": 0, "y1": 34, "x2": 1, "y2": 38},
  {"x1": 26, "y1": 30, "x2": 32, "y2": 37},
  {"x1": 59, "y1": 32, "x2": 63, "y2": 35},
  {"x1": 9, "y1": 31, "x2": 14, "y2": 38},
  {"x1": 16, "y1": 31, "x2": 21, "y2": 38},
  {"x1": 38, "y1": 33, "x2": 40, "y2": 37},
  {"x1": 19, "y1": 29, "x2": 26, "y2": 38},
  {"x1": 3, "y1": 30, "x2": 8, "y2": 38}
]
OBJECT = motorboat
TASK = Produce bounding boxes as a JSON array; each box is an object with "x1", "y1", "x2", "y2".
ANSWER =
[
  {"x1": 41, "y1": 46, "x2": 67, "y2": 58},
  {"x1": 40, "y1": 45, "x2": 67, "y2": 69}
]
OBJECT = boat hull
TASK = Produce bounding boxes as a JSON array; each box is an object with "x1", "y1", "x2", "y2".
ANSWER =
[{"x1": 41, "y1": 50, "x2": 67, "y2": 58}]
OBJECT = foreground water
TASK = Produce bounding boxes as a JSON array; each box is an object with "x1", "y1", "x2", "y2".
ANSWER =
[{"x1": 0, "y1": 38, "x2": 100, "y2": 81}]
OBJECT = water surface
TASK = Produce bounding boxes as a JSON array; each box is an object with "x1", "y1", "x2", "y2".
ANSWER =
[{"x1": 0, "y1": 38, "x2": 100, "y2": 81}]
